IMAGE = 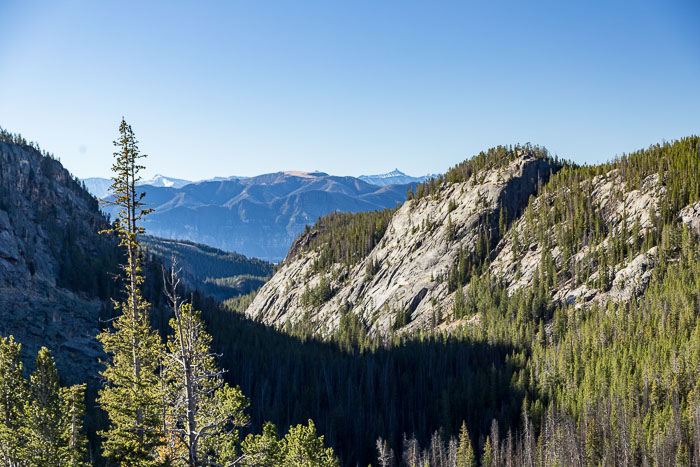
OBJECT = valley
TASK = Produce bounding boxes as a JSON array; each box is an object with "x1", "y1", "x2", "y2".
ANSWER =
[{"x1": 0, "y1": 126, "x2": 698, "y2": 466}]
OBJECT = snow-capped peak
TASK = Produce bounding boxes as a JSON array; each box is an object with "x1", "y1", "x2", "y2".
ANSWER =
[{"x1": 358, "y1": 169, "x2": 435, "y2": 187}]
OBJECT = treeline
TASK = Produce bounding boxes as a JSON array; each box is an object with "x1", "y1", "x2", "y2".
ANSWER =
[
  {"x1": 140, "y1": 235, "x2": 273, "y2": 279},
  {"x1": 408, "y1": 143, "x2": 561, "y2": 201},
  {"x1": 4, "y1": 124, "x2": 699, "y2": 466},
  {"x1": 207, "y1": 305, "x2": 524, "y2": 466},
  {"x1": 292, "y1": 209, "x2": 396, "y2": 273},
  {"x1": 1, "y1": 120, "x2": 339, "y2": 466}
]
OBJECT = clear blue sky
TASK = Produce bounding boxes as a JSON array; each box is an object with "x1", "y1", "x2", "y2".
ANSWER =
[{"x1": 1, "y1": 1, "x2": 698, "y2": 180}]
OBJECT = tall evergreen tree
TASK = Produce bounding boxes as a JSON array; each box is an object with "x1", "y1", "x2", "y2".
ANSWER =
[
  {"x1": 481, "y1": 436, "x2": 494, "y2": 467},
  {"x1": 60, "y1": 383, "x2": 88, "y2": 466},
  {"x1": 0, "y1": 336, "x2": 28, "y2": 466},
  {"x1": 25, "y1": 347, "x2": 65, "y2": 465},
  {"x1": 456, "y1": 421, "x2": 475, "y2": 467},
  {"x1": 97, "y1": 118, "x2": 164, "y2": 465}
]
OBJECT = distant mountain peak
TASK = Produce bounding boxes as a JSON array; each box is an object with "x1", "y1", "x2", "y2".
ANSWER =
[
  {"x1": 358, "y1": 169, "x2": 435, "y2": 186},
  {"x1": 140, "y1": 174, "x2": 191, "y2": 189}
]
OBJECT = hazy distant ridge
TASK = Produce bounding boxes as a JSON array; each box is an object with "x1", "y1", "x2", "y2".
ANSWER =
[
  {"x1": 98, "y1": 170, "x2": 416, "y2": 261},
  {"x1": 358, "y1": 169, "x2": 436, "y2": 186}
]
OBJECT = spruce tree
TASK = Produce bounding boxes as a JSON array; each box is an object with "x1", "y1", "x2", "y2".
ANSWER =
[
  {"x1": 25, "y1": 347, "x2": 65, "y2": 465},
  {"x1": 0, "y1": 336, "x2": 28, "y2": 466},
  {"x1": 97, "y1": 118, "x2": 164, "y2": 464},
  {"x1": 60, "y1": 383, "x2": 88, "y2": 466},
  {"x1": 481, "y1": 436, "x2": 494, "y2": 467},
  {"x1": 456, "y1": 421, "x2": 475, "y2": 467}
]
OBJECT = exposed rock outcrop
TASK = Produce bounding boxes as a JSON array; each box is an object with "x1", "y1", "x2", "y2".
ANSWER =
[
  {"x1": 246, "y1": 147, "x2": 699, "y2": 338},
  {"x1": 490, "y1": 171, "x2": 665, "y2": 306},
  {"x1": 679, "y1": 201, "x2": 700, "y2": 234},
  {"x1": 246, "y1": 154, "x2": 557, "y2": 336}
]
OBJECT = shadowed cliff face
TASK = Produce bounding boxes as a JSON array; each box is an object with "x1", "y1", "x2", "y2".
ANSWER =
[
  {"x1": 0, "y1": 141, "x2": 120, "y2": 383},
  {"x1": 245, "y1": 154, "x2": 558, "y2": 335},
  {"x1": 101, "y1": 172, "x2": 415, "y2": 262}
]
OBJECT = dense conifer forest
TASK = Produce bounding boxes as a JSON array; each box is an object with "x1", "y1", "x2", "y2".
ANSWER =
[
  {"x1": 227, "y1": 137, "x2": 700, "y2": 466},
  {"x1": 1, "y1": 124, "x2": 698, "y2": 466}
]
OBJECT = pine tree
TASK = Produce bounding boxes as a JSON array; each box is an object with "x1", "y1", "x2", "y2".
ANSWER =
[
  {"x1": 456, "y1": 421, "x2": 475, "y2": 467},
  {"x1": 60, "y1": 383, "x2": 88, "y2": 466},
  {"x1": 0, "y1": 336, "x2": 28, "y2": 466},
  {"x1": 25, "y1": 347, "x2": 66, "y2": 465},
  {"x1": 240, "y1": 422, "x2": 284, "y2": 466},
  {"x1": 482, "y1": 435, "x2": 494, "y2": 467},
  {"x1": 281, "y1": 420, "x2": 339, "y2": 467},
  {"x1": 97, "y1": 118, "x2": 164, "y2": 465},
  {"x1": 499, "y1": 205, "x2": 507, "y2": 237}
]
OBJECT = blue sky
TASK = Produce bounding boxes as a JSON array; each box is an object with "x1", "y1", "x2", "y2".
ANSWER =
[{"x1": 0, "y1": 1, "x2": 698, "y2": 180}]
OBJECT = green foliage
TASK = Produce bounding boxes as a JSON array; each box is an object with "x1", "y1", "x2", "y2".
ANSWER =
[
  {"x1": 300, "y1": 276, "x2": 335, "y2": 308},
  {"x1": 60, "y1": 383, "x2": 89, "y2": 466},
  {"x1": 332, "y1": 306, "x2": 370, "y2": 353},
  {"x1": 26, "y1": 347, "x2": 65, "y2": 465},
  {"x1": 239, "y1": 420, "x2": 339, "y2": 467},
  {"x1": 223, "y1": 290, "x2": 259, "y2": 313},
  {"x1": 481, "y1": 436, "x2": 494, "y2": 467},
  {"x1": 97, "y1": 119, "x2": 165, "y2": 464},
  {"x1": 162, "y1": 302, "x2": 250, "y2": 465},
  {"x1": 295, "y1": 209, "x2": 396, "y2": 272},
  {"x1": 141, "y1": 235, "x2": 273, "y2": 301},
  {"x1": 0, "y1": 341, "x2": 88, "y2": 465},
  {"x1": 410, "y1": 143, "x2": 558, "y2": 201},
  {"x1": 456, "y1": 421, "x2": 475, "y2": 467},
  {"x1": 240, "y1": 422, "x2": 284, "y2": 465},
  {"x1": 0, "y1": 336, "x2": 28, "y2": 465},
  {"x1": 281, "y1": 420, "x2": 340, "y2": 467},
  {"x1": 97, "y1": 299, "x2": 164, "y2": 464}
]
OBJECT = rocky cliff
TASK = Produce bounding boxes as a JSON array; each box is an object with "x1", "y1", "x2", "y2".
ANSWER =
[
  {"x1": 0, "y1": 140, "x2": 120, "y2": 382},
  {"x1": 245, "y1": 149, "x2": 558, "y2": 335},
  {"x1": 245, "y1": 140, "x2": 700, "y2": 338}
]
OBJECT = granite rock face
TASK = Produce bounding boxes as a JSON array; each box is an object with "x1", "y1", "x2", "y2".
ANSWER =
[
  {"x1": 490, "y1": 171, "x2": 666, "y2": 307},
  {"x1": 679, "y1": 201, "x2": 700, "y2": 235},
  {"x1": 245, "y1": 154, "x2": 557, "y2": 336},
  {"x1": 246, "y1": 158, "x2": 697, "y2": 338}
]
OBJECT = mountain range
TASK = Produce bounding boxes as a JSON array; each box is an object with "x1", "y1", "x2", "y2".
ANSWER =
[
  {"x1": 82, "y1": 174, "x2": 193, "y2": 198},
  {"x1": 2, "y1": 127, "x2": 700, "y2": 465},
  {"x1": 99, "y1": 171, "x2": 418, "y2": 261},
  {"x1": 83, "y1": 169, "x2": 432, "y2": 199}
]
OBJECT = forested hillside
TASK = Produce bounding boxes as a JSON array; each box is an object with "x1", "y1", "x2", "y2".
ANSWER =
[
  {"x1": 244, "y1": 137, "x2": 700, "y2": 466},
  {"x1": 140, "y1": 235, "x2": 273, "y2": 301},
  {"x1": 246, "y1": 144, "x2": 560, "y2": 335},
  {"x1": 1, "y1": 124, "x2": 698, "y2": 466}
]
